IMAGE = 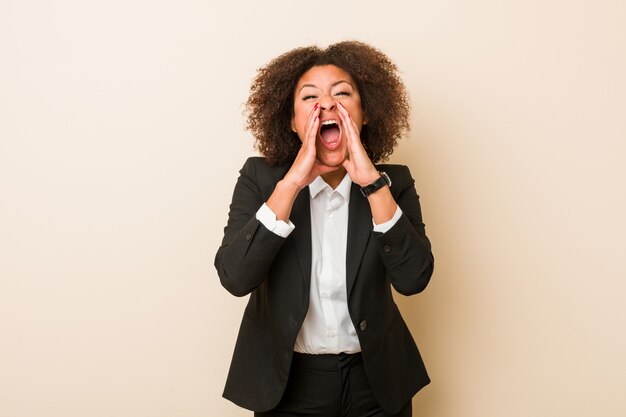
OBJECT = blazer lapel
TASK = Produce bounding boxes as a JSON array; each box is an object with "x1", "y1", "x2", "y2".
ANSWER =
[
  {"x1": 290, "y1": 187, "x2": 312, "y2": 287},
  {"x1": 346, "y1": 183, "x2": 372, "y2": 297}
]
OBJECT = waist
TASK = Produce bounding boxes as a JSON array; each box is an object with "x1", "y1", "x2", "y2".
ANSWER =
[{"x1": 292, "y1": 351, "x2": 362, "y2": 370}]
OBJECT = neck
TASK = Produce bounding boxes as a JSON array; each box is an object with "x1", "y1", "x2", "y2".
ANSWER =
[{"x1": 321, "y1": 166, "x2": 347, "y2": 189}]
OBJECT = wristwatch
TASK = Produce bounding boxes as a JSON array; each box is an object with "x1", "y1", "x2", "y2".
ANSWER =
[{"x1": 360, "y1": 172, "x2": 391, "y2": 197}]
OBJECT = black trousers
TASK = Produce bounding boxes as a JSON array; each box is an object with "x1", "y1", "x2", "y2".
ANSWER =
[{"x1": 254, "y1": 352, "x2": 412, "y2": 417}]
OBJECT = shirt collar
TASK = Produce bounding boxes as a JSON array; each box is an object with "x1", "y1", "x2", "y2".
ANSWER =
[{"x1": 309, "y1": 172, "x2": 352, "y2": 204}]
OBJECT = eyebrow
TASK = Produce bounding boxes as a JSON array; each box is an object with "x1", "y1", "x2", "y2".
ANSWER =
[{"x1": 298, "y1": 80, "x2": 353, "y2": 92}]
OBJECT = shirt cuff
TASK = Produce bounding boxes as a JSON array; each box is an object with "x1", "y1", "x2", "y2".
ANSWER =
[
  {"x1": 372, "y1": 205, "x2": 403, "y2": 233},
  {"x1": 256, "y1": 203, "x2": 295, "y2": 238}
]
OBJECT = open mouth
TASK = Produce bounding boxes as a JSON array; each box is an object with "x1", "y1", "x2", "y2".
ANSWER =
[{"x1": 318, "y1": 119, "x2": 341, "y2": 149}]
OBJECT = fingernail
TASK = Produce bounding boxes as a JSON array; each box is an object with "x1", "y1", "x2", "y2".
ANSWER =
[
  {"x1": 314, "y1": 116, "x2": 318, "y2": 121},
  {"x1": 339, "y1": 102, "x2": 346, "y2": 109},
  {"x1": 314, "y1": 103, "x2": 319, "y2": 110}
]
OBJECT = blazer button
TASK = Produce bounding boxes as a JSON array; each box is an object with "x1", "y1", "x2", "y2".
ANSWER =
[
  {"x1": 359, "y1": 320, "x2": 367, "y2": 331},
  {"x1": 245, "y1": 233, "x2": 252, "y2": 241},
  {"x1": 382, "y1": 245, "x2": 391, "y2": 253}
]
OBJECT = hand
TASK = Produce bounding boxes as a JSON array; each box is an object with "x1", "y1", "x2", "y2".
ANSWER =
[
  {"x1": 283, "y1": 103, "x2": 339, "y2": 191},
  {"x1": 338, "y1": 102, "x2": 380, "y2": 187},
  {"x1": 338, "y1": 102, "x2": 398, "y2": 223}
]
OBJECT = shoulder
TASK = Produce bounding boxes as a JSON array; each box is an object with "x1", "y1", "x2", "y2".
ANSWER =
[
  {"x1": 240, "y1": 156, "x2": 270, "y2": 173},
  {"x1": 238, "y1": 157, "x2": 291, "y2": 198},
  {"x1": 240, "y1": 157, "x2": 291, "y2": 177}
]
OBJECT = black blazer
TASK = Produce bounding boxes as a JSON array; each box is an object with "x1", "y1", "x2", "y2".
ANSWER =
[{"x1": 215, "y1": 157, "x2": 434, "y2": 414}]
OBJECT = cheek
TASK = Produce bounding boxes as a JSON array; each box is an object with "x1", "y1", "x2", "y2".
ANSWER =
[
  {"x1": 296, "y1": 115, "x2": 308, "y2": 134},
  {"x1": 341, "y1": 98, "x2": 363, "y2": 118},
  {"x1": 293, "y1": 105, "x2": 309, "y2": 131},
  {"x1": 347, "y1": 106, "x2": 365, "y2": 126},
  {"x1": 291, "y1": 115, "x2": 308, "y2": 140}
]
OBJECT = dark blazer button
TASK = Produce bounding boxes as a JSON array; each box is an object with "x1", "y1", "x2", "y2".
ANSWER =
[
  {"x1": 245, "y1": 233, "x2": 252, "y2": 241},
  {"x1": 359, "y1": 320, "x2": 367, "y2": 331},
  {"x1": 382, "y1": 245, "x2": 391, "y2": 253}
]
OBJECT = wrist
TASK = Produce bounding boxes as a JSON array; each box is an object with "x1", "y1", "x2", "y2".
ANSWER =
[
  {"x1": 267, "y1": 179, "x2": 301, "y2": 222},
  {"x1": 276, "y1": 178, "x2": 303, "y2": 195},
  {"x1": 359, "y1": 170, "x2": 382, "y2": 187},
  {"x1": 360, "y1": 172, "x2": 392, "y2": 197}
]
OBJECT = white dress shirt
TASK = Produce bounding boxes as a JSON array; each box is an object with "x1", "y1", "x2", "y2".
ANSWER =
[{"x1": 256, "y1": 173, "x2": 402, "y2": 354}]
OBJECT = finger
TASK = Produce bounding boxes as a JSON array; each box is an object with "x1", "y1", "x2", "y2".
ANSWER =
[
  {"x1": 303, "y1": 103, "x2": 321, "y2": 148},
  {"x1": 290, "y1": 103, "x2": 320, "y2": 183},
  {"x1": 337, "y1": 102, "x2": 360, "y2": 148}
]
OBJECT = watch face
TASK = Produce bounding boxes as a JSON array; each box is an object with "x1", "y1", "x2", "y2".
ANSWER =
[{"x1": 381, "y1": 172, "x2": 392, "y2": 187}]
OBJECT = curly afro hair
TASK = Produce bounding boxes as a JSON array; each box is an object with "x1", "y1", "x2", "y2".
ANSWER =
[{"x1": 245, "y1": 41, "x2": 410, "y2": 165}]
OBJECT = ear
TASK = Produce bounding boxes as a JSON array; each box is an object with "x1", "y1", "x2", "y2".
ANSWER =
[{"x1": 290, "y1": 117, "x2": 297, "y2": 132}]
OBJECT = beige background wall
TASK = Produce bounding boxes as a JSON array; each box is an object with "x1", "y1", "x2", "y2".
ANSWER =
[{"x1": 1, "y1": 1, "x2": 625, "y2": 416}]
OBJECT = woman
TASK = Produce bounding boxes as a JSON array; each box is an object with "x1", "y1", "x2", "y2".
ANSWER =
[{"x1": 215, "y1": 41, "x2": 434, "y2": 417}]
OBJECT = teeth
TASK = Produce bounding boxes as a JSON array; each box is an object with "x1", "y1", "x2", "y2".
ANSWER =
[{"x1": 321, "y1": 120, "x2": 338, "y2": 126}]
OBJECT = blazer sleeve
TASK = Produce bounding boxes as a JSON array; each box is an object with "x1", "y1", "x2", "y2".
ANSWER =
[
  {"x1": 214, "y1": 158, "x2": 287, "y2": 297},
  {"x1": 374, "y1": 165, "x2": 434, "y2": 295}
]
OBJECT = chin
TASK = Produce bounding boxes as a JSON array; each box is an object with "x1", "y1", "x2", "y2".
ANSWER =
[{"x1": 317, "y1": 149, "x2": 347, "y2": 168}]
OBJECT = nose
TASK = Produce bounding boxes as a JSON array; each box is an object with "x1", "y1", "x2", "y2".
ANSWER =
[{"x1": 319, "y1": 97, "x2": 336, "y2": 111}]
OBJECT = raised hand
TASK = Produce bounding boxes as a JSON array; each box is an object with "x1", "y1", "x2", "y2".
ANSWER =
[
  {"x1": 337, "y1": 102, "x2": 380, "y2": 187},
  {"x1": 283, "y1": 103, "x2": 340, "y2": 191},
  {"x1": 266, "y1": 103, "x2": 338, "y2": 221},
  {"x1": 337, "y1": 101, "x2": 398, "y2": 223}
]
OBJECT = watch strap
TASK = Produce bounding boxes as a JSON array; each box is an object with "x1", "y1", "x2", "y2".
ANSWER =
[{"x1": 360, "y1": 172, "x2": 391, "y2": 197}]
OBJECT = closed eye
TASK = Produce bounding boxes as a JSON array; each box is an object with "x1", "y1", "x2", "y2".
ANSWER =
[
  {"x1": 334, "y1": 91, "x2": 350, "y2": 97},
  {"x1": 302, "y1": 95, "x2": 317, "y2": 100}
]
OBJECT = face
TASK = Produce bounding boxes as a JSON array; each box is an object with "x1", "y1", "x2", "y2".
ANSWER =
[{"x1": 291, "y1": 65, "x2": 365, "y2": 167}]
